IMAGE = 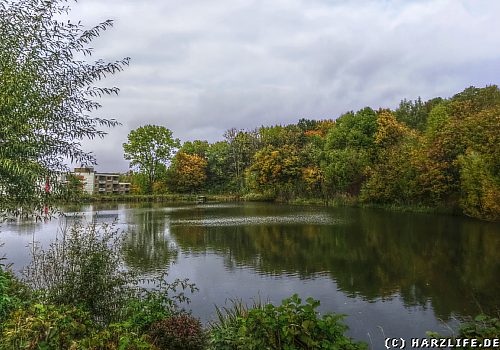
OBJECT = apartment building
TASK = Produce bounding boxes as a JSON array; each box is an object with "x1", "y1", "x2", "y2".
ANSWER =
[{"x1": 73, "y1": 167, "x2": 130, "y2": 195}]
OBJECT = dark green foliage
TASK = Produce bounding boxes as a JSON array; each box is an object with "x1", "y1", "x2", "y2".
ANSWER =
[
  {"x1": 205, "y1": 141, "x2": 234, "y2": 193},
  {"x1": 0, "y1": 303, "x2": 93, "y2": 350},
  {"x1": 428, "y1": 314, "x2": 500, "y2": 349},
  {"x1": 76, "y1": 322, "x2": 155, "y2": 350},
  {"x1": 209, "y1": 294, "x2": 366, "y2": 350},
  {"x1": 395, "y1": 97, "x2": 429, "y2": 131},
  {"x1": 321, "y1": 108, "x2": 378, "y2": 197},
  {"x1": 0, "y1": 259, "x2": 31, "y2": 323},
  {"x1": 181, "y1": 140, "x2": 211, "y2": 158},
  {"x1": 0, "y1": 303, "x2": 154, "y2": 350},
  {"x1": 297, "y1": 118, "x2": 319, "y2": 132},
  {"x1": 325, "y1": 108, "x2": 377, "y2": 150},
  {"x1": 122, "y1": 274, "x2": 197, "y2": 334},
  {"x1": 223, "y1": 128, "x2": 261, "y2": 191},
  {"x1": 149, "y1": 312, "x2": 208, "y2": 350},
  {"x1": 457, "y1": 315, "x2": 500, "y2": 340},
  {"x1": 123, "y1": 125, "x2": 180, "y2": 194},
  {"x1": 322, "y1": 148, "x2": 369, "y2": 195},
  {"x1": 0, "y1": 264, "x2": 14, "y2": 322},
  {"x1": 0, "y1": 0, "x2": 128, "y2": 215}
]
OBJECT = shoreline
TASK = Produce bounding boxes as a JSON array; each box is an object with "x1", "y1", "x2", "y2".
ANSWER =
[{"x1": 60, "y1": 193, "x2": 468, "y2": 219}]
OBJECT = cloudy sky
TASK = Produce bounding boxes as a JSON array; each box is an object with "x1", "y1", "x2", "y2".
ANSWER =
[{"x1": 67, "y1": 0, "x2": 500, "y2": 172}]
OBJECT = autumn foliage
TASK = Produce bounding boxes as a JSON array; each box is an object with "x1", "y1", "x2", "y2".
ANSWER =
[{"x1": 126, "y1": 86, "x2": 499, "y2": 221}]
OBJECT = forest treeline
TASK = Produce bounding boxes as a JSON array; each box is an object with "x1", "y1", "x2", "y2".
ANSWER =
[{"x1": 121, "y1": 85, "x2": 500, "y2": 221}]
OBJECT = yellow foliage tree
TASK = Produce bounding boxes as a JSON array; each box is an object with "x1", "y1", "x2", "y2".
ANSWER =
[{"x1": 168, "y1": 152, "x2": 208, "y2": 193}]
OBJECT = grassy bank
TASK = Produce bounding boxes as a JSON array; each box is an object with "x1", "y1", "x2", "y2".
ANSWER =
[
  {"x1": 66, "y1": 193, "x2": 241, "y2": 203},
  {"x1": 284, "y1": 195, "x2": 459, "y2": 216},
  {"x1": 61, "y1": 192, "x2": 464, "y2": 218}
]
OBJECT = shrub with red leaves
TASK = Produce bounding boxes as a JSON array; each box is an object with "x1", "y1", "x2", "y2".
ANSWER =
[{"x1": 149, "y1": 313, "x2": 208, "y2": 350}]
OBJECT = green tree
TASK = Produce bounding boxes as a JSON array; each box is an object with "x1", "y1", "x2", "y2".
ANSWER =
[
  {"x1": 458, "y1": 151, "x2": 499, "y2": 221},
  {"x1": 259, "y1": 124, "x2": 303, "y2": 148},
  {"x1": 224, "y1": 128, "x2": 260, "y2": 191},
  {"x1": 322, "y1": 108, "x2": 378, "y2": 196},
  {"x1": 395, "y1": 97, "x2": 428, "y2": 131},
  {"x1": 0, "y1": 0, "x2": 129, "y2": 215},
  {"x1": 180, "y1": 140, "x2": 210, "y2": 157},
  {"x1": 323, "y1": 148, "x2": 370, "y2": 195},
  {"x1": 123, "y1": 125, "x2": 180, "y2": 194},
  {"x1": 65, "y1": 174, "x2": 85, "y2": 200},
  {"x1": 325, "y1": 107, "x2": 377, "y2": 150},
  {"x1": 205, "y1": 141, "x2": 233, "y2": 193},
  {"x1": 120, "y1": 171, "x2": 150, "y2": 194}
]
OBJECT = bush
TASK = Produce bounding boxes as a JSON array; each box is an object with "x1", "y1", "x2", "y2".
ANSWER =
[
  {"x1": 22, "y1": 220, "x2": 198, "y2": 328},
  {"x1": 0, "y1": 264, "x2": 13, "y2": 322},
  {"x1": 0, "y1": 259, "x2": 31, "y2": 323},
  {"x1": 428, "y1": 314, "x2": 500, "y2": 349},
  {"x1": 0, "y1": 303, "x2": 156, "y2": 350},
  {"x1": 76, "y1": 322, "x2": 155, "y2": 350},
  {"x1": 23, "y1": 221, "x2": 134, "y2": 324},
  {"x1": 149, "y1": 312, "x2": 208, "y2": 350},
  {"x1": 209, "y1": 294, "x2": 366, "y2": 350},
  {"x1": 457, "y1": 315, "x2": 500, "y2": 340},
  {"x1": 242, "y1": 192, "x2": 276, "y2": 202},
  {"x1": 0, "y1": 304, "x2": 93, "y2": 350},
  {"x1": 121, "y1": 274, "x2": 197, "y2": 334}
]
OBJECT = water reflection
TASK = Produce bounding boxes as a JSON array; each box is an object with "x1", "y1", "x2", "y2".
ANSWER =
[
  {"x1": 121, "y1": 206, "x2": 178, "y2": 273},
  {"x1": 167, "y1": 205, "x2": 500, "y2": 320}
]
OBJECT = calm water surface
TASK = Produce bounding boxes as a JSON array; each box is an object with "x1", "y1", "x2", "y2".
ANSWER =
[{"x1": 1, "y1": 202, "x2": 499, "y2": 346}]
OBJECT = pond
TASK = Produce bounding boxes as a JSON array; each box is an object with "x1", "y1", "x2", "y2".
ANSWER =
[{"x1": 1, "y1": 202, "x2": 499, "y2": 346}]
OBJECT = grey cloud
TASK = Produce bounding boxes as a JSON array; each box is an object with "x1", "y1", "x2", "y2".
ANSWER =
[{"x1": 64, "y1": 0, "x2": 500, "y2": 172}]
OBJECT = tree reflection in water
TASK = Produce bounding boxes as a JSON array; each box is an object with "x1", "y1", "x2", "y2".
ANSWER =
[
  {"x1": 122, "y1": 206, "x2": 178, "y2": 273},
  {"x1": 167, "y1": 204, "x2": 500, "y2": 321}
]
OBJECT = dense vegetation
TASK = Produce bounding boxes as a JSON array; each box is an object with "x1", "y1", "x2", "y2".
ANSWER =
[{"x1": 122, "y1": 86, "x2": 499, "y2": 221}]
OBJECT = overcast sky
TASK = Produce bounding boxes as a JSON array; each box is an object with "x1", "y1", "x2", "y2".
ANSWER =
[{"x1": 67, "y1": 0, "x2": 500, "y2": 172}]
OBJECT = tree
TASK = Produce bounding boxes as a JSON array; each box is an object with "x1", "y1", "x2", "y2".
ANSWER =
[
  {"x1": 123, "y1": 125, "x2": 180, "y2": 193},
  {"x1": 0, "y1": 0, "x2": 129, "y2": 215},
  {"x1": 360, "y1": 110, "x2": 419, "y2": 203},
  {"x1": 205, "y1": 141, "x2": 233, "y2": 193},
  {"x1": 247, "y1": 145, "x2": 302, "y2": 199},
  {"x1": 167, "y1": 152, "x2": 207, "y2": 193},
  {"x1": 65, "y1": 174, "x2": 85, "y2": 199},
  {"x1": 179, "y1": 140, "x2": 210, "y2": 157},
  {"x1": 395, "y1": 97, "x2": 428, "y2": 131},
  {"x1": 459, "y1": 151, "x2": 499, "y2": 221},
  {"x1": 224, "y1": 128, "x2": 260, "y2": 191},
  {"x1": 322, "y1": 108, "x2": 378, "y2": 195},
  {"x1": 325, "y1": 107, "x2": 377, "y2": 150}
]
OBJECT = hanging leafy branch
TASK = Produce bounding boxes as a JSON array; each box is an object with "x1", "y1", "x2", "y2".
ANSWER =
[{"x1": 0, "y1": 0, "x2": 129, "y2": 216}]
